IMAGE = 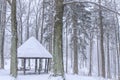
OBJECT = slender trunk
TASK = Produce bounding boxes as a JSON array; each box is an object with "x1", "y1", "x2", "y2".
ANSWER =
[
  {"x1": 72, "y1": 13, "x2": 78, "y2": 74},
  {"x1": 97, "y1": 33, "x2": 100, "y2": 76},
  {"x1": 48, "y1": 2, "x2": 54, "y2": 71},
  {"x1": 98, "y1": 0, "x2": 105, "y2": 78},
  {"x1": 0, "y1": 0, "x2": 6, "y2": 69},
  {"x1": 10, "y1": 0, "x2": 18, "y2": 77},
  {"x1": 65, "y1": 17, "x2": 68, "y2": 73},
  {"x1": 116, "y1": 15, "x2": 120, "y2": 80},
  {"x1": 0, "y1": 0, "x2": 2, "y2": 69},
  {"x1": 49, "y1": 0, "x2": 54, "y2": 54},
  {"x1": 18, "y1": 0, "x2": 23, "y2": 45},
  {"x1": 115, "y1": 15, "x2": 120, "y2": 80},
  {"x1": 26, "y1": 1, "x2": 31, "y2": 67},
  {"x1": 88, "y1": 33, "x2": 93, "y2": 76},
  {"x1": 107, "y1": 33, "x2": 111, "y2": 78},
  {"x1": 35, "y1": 14, "x2": 38, "y2": 40},
  {"x1": 26, "y1": 1, "x2": 31, "y2": 40},
  {"x1": 20, "y1": 18, "x2": 23, "y2": 45},
  {"x1": 71, "y1": 46, "x2": 73, "y2": 68},
  {"x1": 114, "y1": 0, "x2": 120, "y2": 78},
  {"x1": 40, "y1": 0, "x2": 44, "y2": 43}
]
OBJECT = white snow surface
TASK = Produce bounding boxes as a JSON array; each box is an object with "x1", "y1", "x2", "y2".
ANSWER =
[
  {"x1": 0, "y1": 59, "x2": 115, "y2": 80},
  {"x1": 0, "y1": 69, "x2": 113, "y2": 80},
  {"x1": 17, "y1": 37, "x2": 52, "y2": 58}
]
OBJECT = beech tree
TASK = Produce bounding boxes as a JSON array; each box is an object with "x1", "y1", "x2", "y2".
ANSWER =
[
  {"x1": 0, "y1": 0, "x2": 6, "y2": 69},
  {"x1": 98, "y1": 0, "x2": 105, "y2": 77},
  {"x1": 10, "y1": 0, "x2": 18, "y2": 78},
  {"x1": 53, "y1": 0, "x2": 64, "y2": 77}
]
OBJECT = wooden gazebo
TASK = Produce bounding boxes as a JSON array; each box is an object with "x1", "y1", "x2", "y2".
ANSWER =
[{"x1": 17, "y1": 37, "x2": 52, "y2": 74}]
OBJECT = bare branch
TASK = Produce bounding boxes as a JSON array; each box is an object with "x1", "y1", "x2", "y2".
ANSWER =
[
  {"x1": 64, "y1": 1, "x2": 120, "y2": 16},
  {"x1": 6, "y1": 0, "x2": 11, "y2": 6}
]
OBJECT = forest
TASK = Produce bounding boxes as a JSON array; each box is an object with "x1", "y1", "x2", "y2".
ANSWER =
[{"x1": 0, "y1": 0, "x2": 120, "y2": 80}]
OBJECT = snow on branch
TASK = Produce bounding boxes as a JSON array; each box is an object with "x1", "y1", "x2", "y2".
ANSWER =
[
  {"x1": 6, "y1": 0, "x2": 11, "y2": 6},
  {"x1": 63, "y1": 1, "x2": 120, "y2": 16}
]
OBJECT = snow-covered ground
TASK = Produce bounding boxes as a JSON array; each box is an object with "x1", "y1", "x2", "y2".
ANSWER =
[
  {"x1": 0, "y1": 69, "x2": 109, "y2": 80},
  {"x1": 0, "y1": 59, "x2": 115, "y2": 80}
]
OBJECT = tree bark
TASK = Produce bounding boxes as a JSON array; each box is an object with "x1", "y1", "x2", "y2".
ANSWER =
[
  {"x1": 40, "y1": 0, "x2": 45, "y2": 43},
  {"x1": 53, "y1": 0, "x2": 64, "y2": 77},
  {"x1": 26, "y1": 1, "x2": 31, "y2": 67},
  {"x1": 0, "y1": 0, "x2": 6, "y2": 69},
  {"x1": 72, "y1": 10, "x2": 78, "y2": 74},
  {"x1": 65, "y1": 18, "x2": 68, "y2": 73},
  {"x1": 97, "y1": 32, "x2": 100, "y2": 76},
  {"x1": 10, "y1": 0, "x2": 18, "y2": 78},
  {"x1": 18, "y1": 0, "x2": 23, "y2": 45},
  {"x1": 113, "y1": 0, "x2": 120, "y2": 79},
  {"x1": 26, "y1": 0, "x2": 31, "y2": 40},
  {"x1": 98, "y1": 0, "x2": 105, "y2": 78},
  {"x1": 88, "y1": 33, "x2": 93, "y2": 76},
  {"x1": 107, "y1": 33, "x2": 110, "y2": 78}
]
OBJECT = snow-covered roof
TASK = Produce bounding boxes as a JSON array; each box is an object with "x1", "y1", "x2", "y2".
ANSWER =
[{"x1": 17, "y1": 37, "x2": 52, "y2": 58}]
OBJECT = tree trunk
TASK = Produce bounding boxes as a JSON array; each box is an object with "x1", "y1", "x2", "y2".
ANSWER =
[
  {"x1": 18, "y1": 0, "x2": 23, "y2": 45},
  {"x1": 0, "y1": 0, "x2": 6, "y2": 69},
  {"x1": 26, "y1": 1, "x2": 31, "y2": 67},
  {"x1": 98, "y1": 0, "x2": 105, "y2": 78},
  {"x1": 88, "y1": 33, "x2": 93, "y2": 76},
  {"x1": 116, "y1": 13, "x2": 120, "y2": 80},
  {"x1": 97, "y1": 33, "x2": 100, "y2": 76},
  {"x1": 0, "y1": 0, "x2": 2, "y2": 69},
  {"x1": 53, "y1": 0, "x2": 64, "y2": 77},
  {"x1": 107, "y1": 33, "x2": 111, "y2": 78},
  {"x1": 113, "y1": 0, "x2": 120, "y2": 78},
  {"x1": 65, "y1": 16, "x2": 68, "y2": 73},
  {"x1": 40, "y1": 0, "x2": 45, "y2": 43},
  {"x1": 35, "y1": 13, "x2": 39, "y2": 40},
  {"x1": 72, "y1": 11, "x2": 78, "y2": 74},
  {"x1": 26, "y1": 1, "x2": 31, "y2": 40},
  {"x1": 10, "y1": 0, "x2": 18, "y2": 78}
]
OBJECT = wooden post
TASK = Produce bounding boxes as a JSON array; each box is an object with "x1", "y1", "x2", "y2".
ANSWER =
[
  {"x1": 45, "y1": 59, "x2": 48, "y2": 72},
  {"x1": 23, "y1": 58, "x2": 26, "y2": 75},
  {"x1": 35, "y1": 59, "x2": 37, "y2": 73},
  {"x1": 46, "y1": 59, "x2": 49, "y2": 73},
  {"x1": 38, "y1": 59, "x2": 42, "y2": 74}
]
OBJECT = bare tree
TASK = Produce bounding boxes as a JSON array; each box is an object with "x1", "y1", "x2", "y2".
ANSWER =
[
  {"x1": 106, "y1": 32, "x2": 110, "y2": 78},
  {"x1": 88, "y1": 32, "x2": 93, "y2": 76},
  {"x1": 17, "y1": 0, "x2": 25, "y2": 45},
  {"x1": 40, "y1": 0, "x2": 45, "y2": 43},
  {"x1": 53, "y1": 0, "x2": 64, "y2": 77},
  {"x1": 72, "y1": 8, "x2": 78, "y2": 74},
  {"x1": 65, "y1": 15, "x2": 68, "y2": 73},
  {"x1": 0, "y1": 0, "x2": 6, "y2": 69},
  {"x1": 97, "y1": 30, "x2": 100, "y2": 76},
  {"x1": 98, "y1": 0, "x2": 105, "y2": 78},
  {"x1": 33, "y1": 0, "x2": 41, "y2": 40},
  {"x1": 113, "y1": 0, "x2": 120, "y2": 79},
  {"x1": 10, "y1": 0, "x2": 18, "y2": 77},
  {"x1": 26, "y1": 0, "x2": 32, "y2": 40}
]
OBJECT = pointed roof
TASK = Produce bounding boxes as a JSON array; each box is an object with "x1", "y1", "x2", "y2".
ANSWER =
[{"x1": 17, "y1": 37, "x2": 52, "y2": 58}]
